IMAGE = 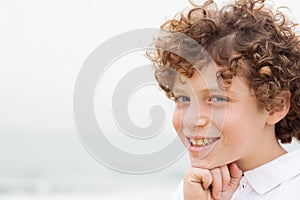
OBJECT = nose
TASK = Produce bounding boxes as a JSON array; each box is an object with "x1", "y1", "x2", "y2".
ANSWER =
[{"x1": 183, "y1": 100, "x2": 210, "y2": 130}]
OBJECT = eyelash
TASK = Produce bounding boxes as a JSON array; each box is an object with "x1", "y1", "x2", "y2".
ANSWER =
[
  {"x1": 174, "y1": 96, "x2": 190, "y2": 103},
  {"x1": 174, "y1": 95, "x2": 228, "y2": 103},
  {"x1": 209, "y1": 96, "x2": 228, "y2": 103}
]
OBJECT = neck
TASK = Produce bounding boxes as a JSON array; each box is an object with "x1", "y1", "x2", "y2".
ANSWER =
[{"x1": 236, "y1": 129, "x2": 287, "y2": 172}]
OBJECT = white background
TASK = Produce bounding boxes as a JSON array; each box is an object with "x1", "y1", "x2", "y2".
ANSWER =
[{"x1": 1, "y1": 0, "x2": 300, "y2": 199}]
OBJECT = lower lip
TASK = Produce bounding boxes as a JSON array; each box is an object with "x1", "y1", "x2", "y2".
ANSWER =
[{"x1": 188, "y1": 139, "x2": 219, "y2": 154}]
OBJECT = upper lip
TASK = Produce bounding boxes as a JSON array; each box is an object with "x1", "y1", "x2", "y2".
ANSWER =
[{"x1": 185, "y1": 135, "x2": 220, "y2": 140}]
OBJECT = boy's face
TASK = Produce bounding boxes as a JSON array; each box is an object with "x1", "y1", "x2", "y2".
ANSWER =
[{"x1": 172, "y1": 61, "x2": 270, "y2": 169}]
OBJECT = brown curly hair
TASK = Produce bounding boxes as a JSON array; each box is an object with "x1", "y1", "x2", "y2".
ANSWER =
[{"x1": 147, "y1": 0, "x2": 300, "y2": 143}]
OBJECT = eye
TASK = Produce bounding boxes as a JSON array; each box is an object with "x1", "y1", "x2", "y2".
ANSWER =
[
  {"x1": 210, "y1": 96, "x2": 228, "y2": 103},
  {"x1": 175, "y1": 96, "x2": 190, "y2": 103}
]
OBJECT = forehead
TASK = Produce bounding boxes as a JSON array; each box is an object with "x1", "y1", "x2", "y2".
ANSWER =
[{"x1": 173, "y1": 62, "x2": 221, "y2": 92}]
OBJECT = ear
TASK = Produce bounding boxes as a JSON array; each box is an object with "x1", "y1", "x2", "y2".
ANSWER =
[{"x1": 266, "y1": 91, "x2": 291, "y2": 125}]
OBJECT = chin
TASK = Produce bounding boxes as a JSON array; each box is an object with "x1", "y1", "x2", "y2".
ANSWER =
[{"x1": 189, "y1": 155, "x2": 217, "y2": 169}]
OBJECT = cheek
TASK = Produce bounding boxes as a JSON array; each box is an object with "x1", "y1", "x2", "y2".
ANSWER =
[
  {"x1": 172, "y1": 106, "x2": 187, "y2": 144},
  {"x1": 220, "y1": 112, "x2": 251, "y2": 151},
  {"x1": 172, "y1": 105, "x2": 182, "y2": 132},
  {"x1": 172, "y1": 105, "x2": 185, "y2": 144}
]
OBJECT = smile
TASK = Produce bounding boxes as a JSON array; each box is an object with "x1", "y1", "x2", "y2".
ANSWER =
[
  {"x1": 186, "y1": 136, "x2": 220, "y2": 154},
  {"x1": 189, "y1": 138, "x2": 219, "y2": 146}
]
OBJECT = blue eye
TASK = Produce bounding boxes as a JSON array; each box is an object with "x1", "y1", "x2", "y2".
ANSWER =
[
  {"x1": 210, "y1": 96, "x2": 227, "y2": 102},
  {"x1": 175, "y1": 96, "x2": 190, "y2": 103}
]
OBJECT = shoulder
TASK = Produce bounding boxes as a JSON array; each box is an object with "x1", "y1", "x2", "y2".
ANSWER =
[
  {"x1": 273, "y1": 173, "x2": 300, "y2": 199},
  {"x1": 266, "y1": 148, "x2": 300, "y2": 199}
]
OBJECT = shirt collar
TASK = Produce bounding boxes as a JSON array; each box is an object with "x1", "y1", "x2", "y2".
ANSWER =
[{"x1": 243, "y1": 148, "x2": 300, "y2": 195}]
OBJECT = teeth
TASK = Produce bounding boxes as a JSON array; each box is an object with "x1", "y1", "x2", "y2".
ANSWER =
[
  {"x1": 197, "y1": 140, "x2": 204, "y2": 145},
  {"x1": 191, "y1": 140, "x2": 197, "y2": 145},
  {"x1": 190, "y1": 138, "x2": 216, "y2": 146}
]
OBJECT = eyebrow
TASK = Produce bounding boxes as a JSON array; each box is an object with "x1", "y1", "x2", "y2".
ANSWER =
[
  {"x1": 172, "y1": 88, "x2": 186, "y2": 94},
  {"x1": 173, "y1": 87, "x2": 227, "y2": 94}
]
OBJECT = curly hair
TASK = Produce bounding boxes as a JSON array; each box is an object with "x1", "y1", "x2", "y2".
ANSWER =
[{"x1": 147, "y1": 0, "x2": 300, "y2": 143}]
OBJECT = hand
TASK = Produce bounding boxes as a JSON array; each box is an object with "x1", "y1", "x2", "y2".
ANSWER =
[{"x1": 183, "y1": 163, "x2": 243, "y2": 200}]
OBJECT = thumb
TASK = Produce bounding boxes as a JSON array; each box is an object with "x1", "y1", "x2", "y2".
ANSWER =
[{"x1": 227, "y1": 163, "x2": 243, "y2": 191}]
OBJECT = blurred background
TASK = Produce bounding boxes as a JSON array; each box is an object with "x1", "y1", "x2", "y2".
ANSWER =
[{"x1": 1, "y1": 0, "x2": 300, "y2": 199}]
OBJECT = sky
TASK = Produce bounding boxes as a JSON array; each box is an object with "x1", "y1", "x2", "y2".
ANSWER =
[{"x1": 1, "y1": 0, "x2": 300, "y2": 135}]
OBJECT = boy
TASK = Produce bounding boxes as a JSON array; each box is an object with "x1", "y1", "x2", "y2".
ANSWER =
[{"x1": 147, "y1": 0, "x2": 300, "y2": 199}]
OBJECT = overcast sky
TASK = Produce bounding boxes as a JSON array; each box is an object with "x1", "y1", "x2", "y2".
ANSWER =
[{"x1": 1, "y1": 0, "x2": 300, "y2": 135}]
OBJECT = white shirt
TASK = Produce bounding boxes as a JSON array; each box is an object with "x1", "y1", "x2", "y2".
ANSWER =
[{"x1": 172, "y1": 148, "x2": 300, "y2": 200}]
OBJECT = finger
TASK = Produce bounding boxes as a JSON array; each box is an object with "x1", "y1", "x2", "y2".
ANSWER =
[
  {"x1": 210, "y1": 167, "x2": 222, "y2": 199},
  {"x1": 220, "y1": 165, "x2": 230, "y2": 191},
  {"x1": 229, "y1": 163, "x2": 243, "y2": 179},
  {"x1": 227, "y1": 163, "x2": 243, "y2": 191},
  {"x1": 185, "y1": 167, "x2": 213, "y2": 190},
  {"x1": 201, "y1": 169, "x2": 213, "y2": 190}
]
